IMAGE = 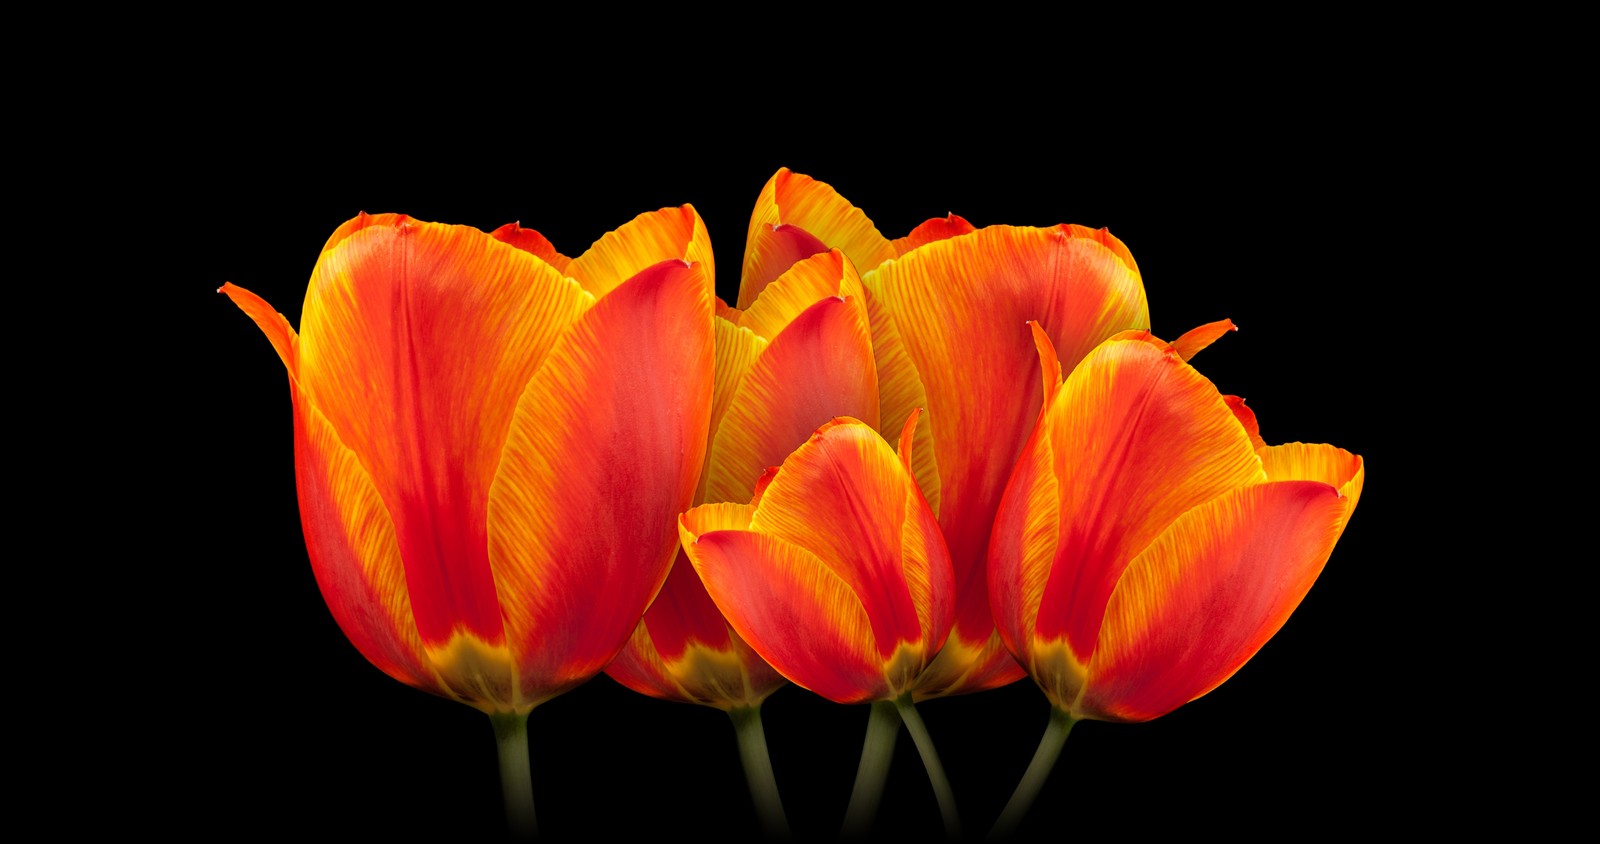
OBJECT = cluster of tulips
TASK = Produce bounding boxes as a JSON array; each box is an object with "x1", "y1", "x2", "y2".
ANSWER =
[{"x1": 225, "y1": 168, "x2": 1363, "y2": 841}]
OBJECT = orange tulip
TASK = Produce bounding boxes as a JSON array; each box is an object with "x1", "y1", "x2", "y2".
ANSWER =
[
  {"x1": 984, "y1": 326, "x2": 1362, "y2": 837},
  {"x1": 735, "y1": 168, "x2": 1152, "y2": 699},
  {"x1": 222, "y1": 208, "x2": 714, "y2": 834}
]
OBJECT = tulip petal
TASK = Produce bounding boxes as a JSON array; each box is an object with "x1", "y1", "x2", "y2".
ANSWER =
[
  {"x1": 220, "y1": 282, "x2": 297, "y2": 371},
  {"x1": 491, "y1": 222, "x2": 572, "y2": 274},
  {"x1": 866, "y1": 288, "x2": 941, "y2": 516},
  {"x1": 685, "y1": 527, "x2": 886, "y2": 704},
  {"x1": 746, "y1": 419, "x2": 923, "y2": 663},
  {"x1": 894, "y1": 411, "x2": 956, "y2": 658},
  {"x1": 701, "y1": 316, "x2": 766, "y2": 502},
  {"x1": 1225, "y1": 395, "x2": 1268, "y2": 451},
  {"x1": 291, "y1": 386, "x2": 440, "y2": 697},
  {"x1": 566, "y1": 205, "x2": 714, "y2": 299},
  {"x1": 738, "y1": 249, "x2": 866, "y2": 342},
  {"x1": 1081, "y1": 479, "x2": 1355, "y2": 722},
  {"x1": 322, "y1": 212, "x2": 411, "y2": 253},
  {"x1": 988, "y1": 411, "x2": 1062, "y2": 673},
  {"x1": 739, "y1": 168, "x2": 896, "y2": 307},
  {"x1": 865, "y1": 225, "x2": 1150, "y2": 655},
  {"x1": 1032, "y1": 335, "x2": 1267, "y2": 662},
  {"x1": 487, "y1": 259, "x2": 713, "y2": 706},
  {"x1": 704, "y1": 297, "x2": 879, "y2": 504},
  {"x1": 892, "y1": 213, "x2": 977, "y2": 255},
  {"x1": 1261, "y1": 442, "x2": 1365, "y2": 509},
  {"x1": 297, "y1": 219, "x2": 594, "y2": 649},
  {"x1": 1170, "y1": 318, "x2": 1237, "y2": 361}
]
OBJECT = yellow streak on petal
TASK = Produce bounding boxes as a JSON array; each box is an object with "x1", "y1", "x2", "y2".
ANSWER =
[
  {"x1": 424, "y1": 632, "x2": 522, "y2": 714},
  {"x1": 702, "y1": 316, "x2": 767, "y2": 503},
  {"x1": 661, "y1": 642, "x2": 779, "y2": 711},
  {"x1": 740, "y1": 168, "x2": 896, "y2": 307},
  {"x1": 866, "y1": 286, "x2": 941, "y2": 516},
  {"x1": 738, "y1": 249, "x2": 861, "y2": 342},
  {"x1": 1260, "y1": 443, "x2": 1366, "y2": 511},
  {"x1": 566, "y1": 205, "x2": 714, "y2": 298},
  {"x1": 1030, "y1": 639, "x2": 1089, "y2": 713}
]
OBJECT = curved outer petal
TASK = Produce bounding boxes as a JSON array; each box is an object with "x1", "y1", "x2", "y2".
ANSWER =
[
  {"x1": 739, "y1": 168, "x2": 896, "y2": 308},
  {"x1": 565, "y1": 205, "x2": 714, "y2": 299},
  {"x1": 864, "y1": 224, "x2": 1150, "y2": 697},
  {"x1": 296, "y1": 218, "x2": 593, "y2": 657},
  {"x1": 1080, "y1": 464, "x2": 1361, "y2": 722},
  {"x1": 491, "y1": 222, "x2": 572, "y2": 275},
  {"x1": 891, "y1": 213, "x2": 976, "y2": 255},
  {"x1": 685, "y1": 418, "x2": 952, "y2": 703},
  {"x1": 487, "y1": 260, "x2": 713, "y2": 709}
]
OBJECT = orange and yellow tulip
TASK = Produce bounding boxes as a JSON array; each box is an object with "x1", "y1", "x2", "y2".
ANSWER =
[
  {"x1": 733, "y1": 168, "x2": 1152, "y2": 699},
  {"x1": 988, "y1": 326, "x2": 1362, "y2": 722},
  {"x1": 223, "y1": 208, "x2": 714, "y2": 833}
]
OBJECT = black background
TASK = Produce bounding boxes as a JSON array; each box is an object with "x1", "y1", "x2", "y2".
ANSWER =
[{"x1": 163, "y1": 104, "x2": 1426, "y2": 841}]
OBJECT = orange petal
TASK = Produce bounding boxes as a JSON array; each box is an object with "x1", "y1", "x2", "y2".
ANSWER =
[
  {"x1": 866, "y1": 286, "x2": 941, "y2": 516},
  {"x1": 704, "y1": 297, "x2": 879, "y2": 504},
  {"x1": 986, "y1": 403, "x2": 1062, "y2": 678},
  {"x1": 1171, "y1": 318, "x2": 1237, "y2": 361},
  {"x1": 291, "y1": 387, "x2": 440, "y2": 698},
  {"x1": 220, "y1": 282, "x2": 297, "y2": 372},
  {"x1": 1032, "y1": 335, "x2": 1266, "y2": 663},
  {"x1": 685, "y1": 527, "x2": 887, "y2": 704},
  {"x1": 1224, "y1": 395, "x2": 1268, "y2": 451},
  {"x1": 893, "y1": 410, "x2": 957, "y2": 662},
  {"x1": 739, "y1": 168, "x2": 896, "y2": 307},
  {"x1": 296, "y1": 217, "x2": 593, "y2": 649},
  {"x1": 565, "y1": 205, "x2": 714, "y2": 299},
  {"x1": 913, "y1": 633, "x2": 1027, "y2": 700},
  {"x1": 491, "y1": 222, "x2": 572, "y2": 275},
  {"x1": 864, "y1": 224, "x2": 1149, "y2": 656},
  {"x1": 1081, "y1": 478, "x2": 1356, "y2": 722},
  {"x1": 701, "y1": 315, "x2": 765, "y2": 502},
  {"x1": 1260, "y1": 442, "x2": 1365, "y2": 509},
  {"x1": 747, "y1": 419, "x2": 926, "y2": 664},
  {"x1": 486, "y1": 260, "x2": 714, "y2": 706},
  {"x1": 738, "y1": 249, "x2": 866, "y2": 342},
  {"x1": 892, "y1": 213, "x2": 976, "y2": 255},
  {"x1": 322, "y1": 212, "x2": 411, "y2": 253}
]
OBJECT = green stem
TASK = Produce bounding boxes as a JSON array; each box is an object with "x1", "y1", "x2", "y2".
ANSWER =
[
  {"x1": 987, "y1": 707, "x2": 1076, "y2": 842},
  {"x1": 490, "y1": 711, "x2": 537, "y2": 840},
  {"x1": 729, "y1": 705, "x2": 790, "y2": 841},
  {"x1": 841, "y1": 699, "x2": 901, "y2": 841},
  {"x1": 894, "y1": 695, "x2": 961, "y2": 841}
]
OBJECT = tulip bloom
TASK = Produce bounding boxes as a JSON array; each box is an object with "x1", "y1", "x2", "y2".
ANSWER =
[
  {"x1": 223, "y1": 209, "x2": 714, "y2": 835},
  {"x1": 985, "y1": 327, "x2": 1363, "y2": 836},
  {"x1": 731, "y1": 168, "x2": 1152, "y2": 700}
]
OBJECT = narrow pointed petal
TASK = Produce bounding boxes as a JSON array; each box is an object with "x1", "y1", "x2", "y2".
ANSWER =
[
  {"x1": 491, "y1": 222, "x2": 572, "y2": 274},
  {"x1": 740, "y1": 168, "x2": 896, "y2": 307},
  {"x1": 291, "y1": 389, "x2": 439, "y2": 697},
  {"x1": 686, "y1": 527, "x2": 886, "y2": 704},
  {"x1": 1225, "y1": 395, "x2": 1268, "y2": 450},
  {"x1": 488, "y1": 260, "x2": 713, "y2": 705},
  {"x1": 1081, "y1": 479, "x2": 1356, "y2": 721},
  {"x1": 892, "y1": 213, "x2": 976, "y2": 255},
  {"x1": 221, "y1": 282, "x2": 297, "y2": 371},
  {"x1": 1171, "y1": 318, "x2": 1237, "y2": 361},
  {"x1": 865, "y1": 224, "x2": 1149, "y2": 666},
  {"x1": 987, "y1": 412, "x2": 1061, "y2": 672},
  {"x1": 701, "y1": 316, "x2": 766, "y2": 502},
  {"x1": 1033, "y1": 336, "x2": 1267, "y2": 663},
  {"x1": 746, "y1": 419, "x2": 924, "y2": 662},
  {"x1": 705, "y1": 297, "x2": 879, "y2": 504},
  {"x1": 894, "y1": 411, "x2": 956, "y2": 656},
  {"x1": 566, "y1": 205, "x2": 714, "y2": 299},
  {"x1": 297, "y1": 219, "x2": 593, "y2": 649},
  {"x1": 1029, "y1": 320, "x2": 1063, "y2": 412}
]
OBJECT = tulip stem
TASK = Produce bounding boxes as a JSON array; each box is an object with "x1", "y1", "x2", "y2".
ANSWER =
[
  {"x1": 730, "y1": 705, "x2": 790, "y2": 841},
  {"x1": 490, "y1": 711, "x2": 537, "y2": 840},
  {"x1": 841, "y1": 699, "x2": 900, "y2": 841},
  {"x1": 894, "y1": 695, "x2": 961, "y2": 841},
  {"x1": 987, "y1": 706, "x2": 1076, "y2": 842}
]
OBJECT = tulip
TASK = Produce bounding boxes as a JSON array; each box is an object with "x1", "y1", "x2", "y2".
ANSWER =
[
  {"x1": 734, "y1": 168, "x2": 1153, "y2": 701},
  {"x1": 985, "y1": 326, "x2": 1363, "y2": 838},
  {"x1": 678, "y1": 412, "x2": 958, "y2": 839},
  {"x1": 222, "y1": 208, "x2": 714, "y2": 836}
]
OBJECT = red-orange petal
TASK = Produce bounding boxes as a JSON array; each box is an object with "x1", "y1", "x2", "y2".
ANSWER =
[
  {"x1": 739, "y1": 168, "x2": 896, "y2": 308},
  {"x1": 486, "y1": 260, "x2": 713, "y2": 707},
  {"x1": 296, "y1": 218, "x2": 593, "y2": 650},
  {"x1": 220, "y1": 282, "x2": 297, "y2": 372},
  {"x1": 704, "y1": 297, "x2": 879, "y2": 505},
  {"x1": 566, "y1": 205, "x2": 714, "y2": 299},
  {"x1": 864, "y1": 224, "x2": 1150, "y2": 656},
  {"x1": 1225, "y1": 395, "x2": 1268, "y2": 451},
  {"x1": 1170, "y1": 318, "x2": 1237, "y2": 361},
  {"x1": 1032, "y1": 335, "x2": 1267, "y2": 663},
  {"x1": 1080, "y1": 478, "x2": 1356, "y2": 722},
  {"x1": 491, "y1": 222, "x2": 572, "y2": 275},
  {"x1": 892, "y1": 213, "x2": 977, "y2": 255}
]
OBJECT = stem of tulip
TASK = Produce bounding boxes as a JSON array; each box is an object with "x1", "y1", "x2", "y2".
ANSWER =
[
  {"x1": 894, "y1": 695, "x2": 961, "y2": 842},
  {"x1": 729, "y1": 705, "x2": 790, "y2": 841},
  {"x1": 490, "y1": 711, "x2": 537, "y2": 840},
  {"x1": 840, "y1": 699, "x2": 901, "y2": 841},
  {"x1": 986, "y1": 707, "x2": 1076, "y2": 842}
]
